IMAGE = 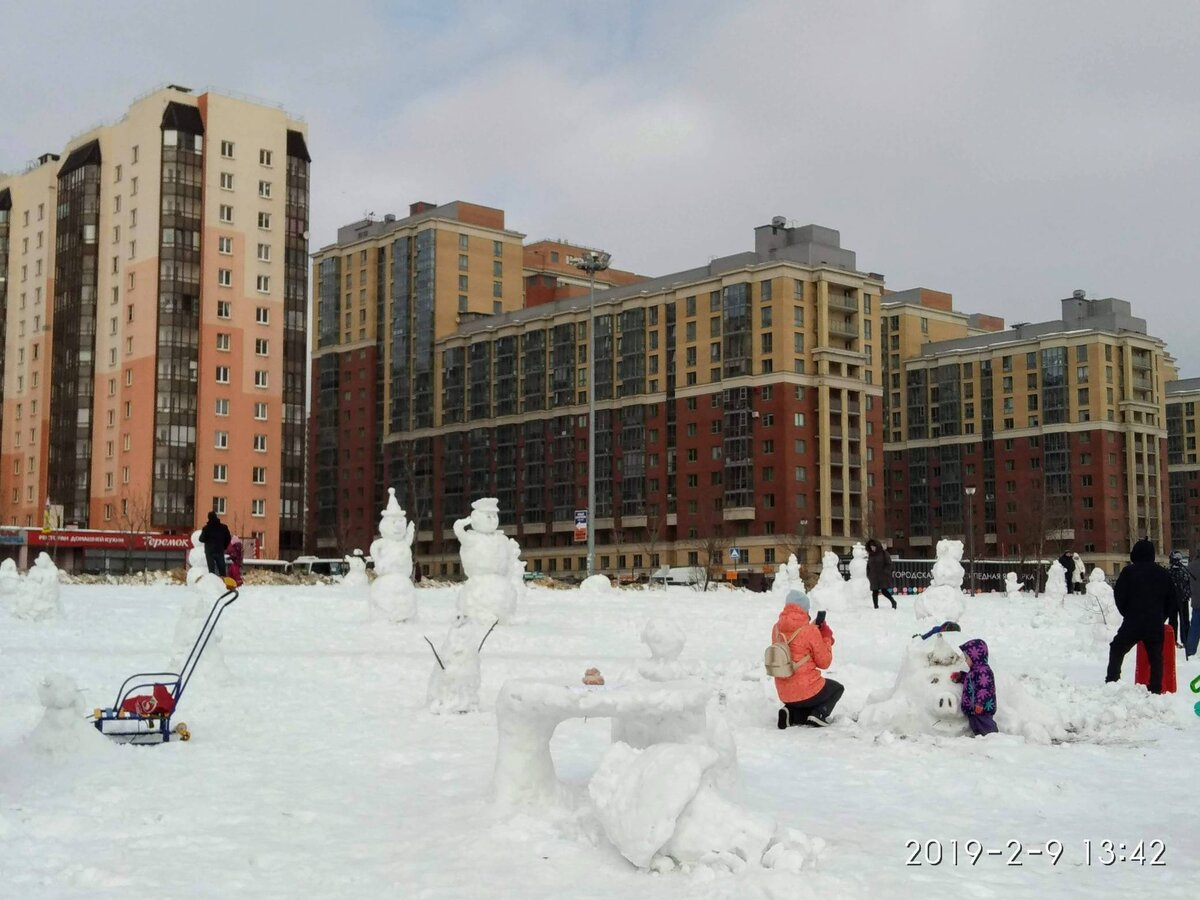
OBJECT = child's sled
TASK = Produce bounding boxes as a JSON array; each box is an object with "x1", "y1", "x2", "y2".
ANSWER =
[
  {"x1": 92, "y1": 589, "x2": 238, "y2": 744},
  {"x1": 1135, "y1": 624, "x2": 1177, "y2": 694}
]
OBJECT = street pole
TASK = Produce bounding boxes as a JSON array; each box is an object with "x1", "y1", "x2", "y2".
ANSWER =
[
  {"x1": 965, "y1": 486, "x2": 976, "y2": 595},
  {"x1": 571, "y1": 251, "x2": 611, "y2": 578}
]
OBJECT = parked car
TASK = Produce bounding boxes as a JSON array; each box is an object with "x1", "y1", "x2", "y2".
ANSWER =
[
  {"x1": 241, "y1": 559, "x2": 294, "y2": 577},
  {"x1": 292, "y1": 556, "x2": 350, "y2": 577}
]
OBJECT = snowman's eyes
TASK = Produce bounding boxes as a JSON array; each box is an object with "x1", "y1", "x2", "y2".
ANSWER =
[{"x1": 929, "y1": 676, "x2": 940, "y2": 684}]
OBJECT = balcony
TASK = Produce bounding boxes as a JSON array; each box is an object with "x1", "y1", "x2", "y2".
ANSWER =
[
  {"x1": 827, "y1": 293, "x2": 858, "y2": 312},
  {"x1": 723, "y1": 506, "x2": 756, "y2": 521},
  {"x1": 1133, "y1": 376, "x2": 1153, "y2": 391},
  {"x1": 1131, "y1": 355, "x2": 1153, "y2": 372},
  {"x1": 828, "y1": 319, "x2": 859, "y2": 339}
]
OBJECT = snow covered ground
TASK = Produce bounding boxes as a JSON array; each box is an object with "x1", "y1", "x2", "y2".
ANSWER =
[{"x1": 2, "y1": 581, "x2": 1197, "y2": 898}]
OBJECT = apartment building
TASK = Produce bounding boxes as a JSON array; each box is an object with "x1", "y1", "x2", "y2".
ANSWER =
[
  {"x1": 883, "y1": 290, "x2": 1173, "y2": 575},
  {"x1": 0, "y1": 85, "x2": 310, "y2": 558},
  {"x1": 1166, "y1": 377, "x2": 1200, "y2": 552},
  {"x1": 522, "y1": 239, "x2": 644, "y2": 307},
  {"x1": 336, "y1": 218, "x2": 885, "y2": 578}
]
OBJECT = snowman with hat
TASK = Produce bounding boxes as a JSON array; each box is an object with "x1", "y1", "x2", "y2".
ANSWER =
[{"x1": 454, "y1": 497, "x2": 522, "y2": 624}]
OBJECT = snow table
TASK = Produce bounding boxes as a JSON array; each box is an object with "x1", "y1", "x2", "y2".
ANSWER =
[
  {"x1": 1134, "y1": 624, "x2": 1177, "y2": 694},
  {"x1": 493, "y1": 679, "x2": 714, "y2": 809}
]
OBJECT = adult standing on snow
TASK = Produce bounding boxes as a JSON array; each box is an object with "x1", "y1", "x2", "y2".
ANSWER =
[
  {"x1": 199, "y1": 511, "x2": 232, "y2": 578},
  {"x1": 1072, "y1": 552, "x2": 1086, "y2": 594},
  {"x1": 1186, "y1": 551, "x2": 1200, "y2": 660},
  {"x1": 1058, "y1": 550, "x2": 1074, "y2": 596},
  {"x1": 1167, "y1": 551, "x2": 1191, "y2": 650},
  {"x1": 865, "y1": 538, "x2": 896, "y2": 609},
  {"x1": 1106, "y1": 539, "x2": 1175, "y2": 694},
  {"x1": 772, "y1": 589, "x2": 843, "y2": 727}
]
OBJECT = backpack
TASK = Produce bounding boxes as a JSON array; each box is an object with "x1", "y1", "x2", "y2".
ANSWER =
[{"x1": 764, "y1": 626, "x2": 810, "y2": 678}]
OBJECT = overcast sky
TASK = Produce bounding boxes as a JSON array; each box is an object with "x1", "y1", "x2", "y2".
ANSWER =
[{"x1": 4, "y1": 1, "x2": 1199, "y2": 372}]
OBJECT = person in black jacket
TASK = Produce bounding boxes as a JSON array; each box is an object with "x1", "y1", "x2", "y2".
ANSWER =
[
  {"x1": 1167, "y1": 551, "x2": 1190, "y2": 649},
  {"x1": 199, "y1": 511, "x2": 232, "y2": 578},
  {"x1": 1106, "y1": 539, "x2": 1175, "y2": 694},
  {"x1": 865, "y1": 538, "x2": 896, "y2": 609},
  {"x1": 1057, "y1": 550, "x2": 1074, "y2": 595}
]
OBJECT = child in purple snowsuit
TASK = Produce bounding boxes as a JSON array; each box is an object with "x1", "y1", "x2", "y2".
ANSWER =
[{"x1": 950, "y1": 638, "x2": 998, "y2": 736}]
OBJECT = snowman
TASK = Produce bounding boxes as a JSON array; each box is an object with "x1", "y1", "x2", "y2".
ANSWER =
[
  {"x1": 11, "y1": 552, "x2": 63, "y2": 621},
  {"x1": 186, "y1": 530, "x2": 229, "y2": 598},
  {"x1": 771, "y1": 554, "x2": 804, "y2": 596},
  {"x1": 1043, "y1": 560, "x2": 1068, "y2": 602},
  {"x1": 369, "y1": 488, "x2": 417, "y2": 622},
  {"x1": 0, "y1": 557, "x2": 22, "y2": 611},
  {"x1": 858, "y1": 633, "x2": 971, "y2": 737},
  {"x1": 1004, "y1": 572, "x2": 1022, "y2": 598},
  {"x1": 455, "y1": 498, "x2": 520, "y2": 624},
  {"x1": 1082, "y1": 567, "x2": 1118, "y2": 637},
  {"x1": 343, "y1": 550, "x2": 369, "y2": 589},
  {"x1": 807, "y1": 551, "x2": 847, "y2": 612},
  {"x1": 637, "y1": 618, "x2": 695, "y2": 682},
  {"x1": 846, "y1": 542, "x2": 872, "y2": 607},
  {"x1": 27, "y1": 673, "x2": 95, "y2": 756},
  {"x1": 913, "y1": 539, "x2": 966, "y2": 624},
  {"x1": 426, "y1": 616, "x2": 491, "y2": 714}
]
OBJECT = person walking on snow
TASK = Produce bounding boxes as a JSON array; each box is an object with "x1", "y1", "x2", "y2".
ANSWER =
[
  {"x1": 1072, "y1": 552, "x2": 1086, "y2": 595},
  {"x1": 950, "y1": 639, "x2": 998, "y2": 736},
  {"x1": 1167, "y1": 551, "x2": 1190, "y2": 650},
  {"x1": 772, "y1": 589, "x2": 843, "y2": 727},
  {"x1": 1107, "y1": 539, "x2": 1175, "y2": 694},
  {"x1": 866, "y1": 538, "x2": 897, "y2": 609},
  {"x1": 1186, "y1": 550, "x2": 1200, "y2": 660},
  {"x1": 199, "y1": 511, "x2": 232, "y2": 578}
]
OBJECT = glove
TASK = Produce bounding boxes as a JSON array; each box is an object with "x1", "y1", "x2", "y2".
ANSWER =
[
  {"x1": 949, "y1": 671, "x2": 963, "y2": 683},
  {"x1": 817, "y1": 622, "x2": 833, "y2": 643}
]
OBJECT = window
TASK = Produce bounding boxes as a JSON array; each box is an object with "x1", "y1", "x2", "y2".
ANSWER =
[
  {"x1": 251, "y1": 466, "x2": 267, "y2": 485},
  {"x1": 793, "y1": 412, "x2": 805, "y2": 427},
  {"x1": 254, "y1": 370, "x2": 269, "y2": 388},
  {"x1": 458, "y1": 233, "x2": 469, "y2": 250},
  {"x1": 493, "y1": 240, "x2": 503, "y2": 256},
  {"x1": 219, "y1": 204, "x2": 233, "y2": 224},
  {"x1": 215, "y1": 431, "x2": 229, "y2": 449},
  {"x1": 213, "y1": 464, "x2": 228, "y2": 482},
  {"x1": 220, "y1": 172, "x2": 234, "y2": 190},
  {"x1": 221, "y1": 140, "x2": 235, "y2": 158},
  {"x1": 125, "y1": 368, "x2": 133, "y2": 386},
  {"x1": 259, "y1": 148, "x2": 273, "y2": 166},
  {"x1": 218, "y1": 268, "x2": 232, "y2": 287},
  {"x1": 253, "y1": 434, "x2": 267, "y2": 452},
  {"x1": 255, "y1": 338, "x2": 269, "y2": 356},
  {"x1": 218, "y1": 236, "x2": 233, "y2": 255},
  {"x1": 258, "y1": 180, "x2": 272, "y2": 198},
  {"x1": 114, "y1": 164, "x2": 122, "y2": 183},
  {"x1": 257, "y1": 243, "x2": 271, "y2": 262},
  {"x1": 254, "y1": 402, "x2": 268, "y2": 420},
  {"x1": 251, "y1": 499, "x2": 266, "y2": 517},
  {"x1": 257, "y1": 212, "x2": 271, "y2": 230},
  {"x1": 214, "y1": 497, "x2": 227, "y2": 515},
  {"x1": 493, "y1": 281, "x2": 503, "y2": 298},
  {"x1": 215, "y1": 398, "x2": 229, "y2": 416},
  {"x1": 255, "y1": 307, "x2": 269, "y2": 325},
  {"x1": 216, "y1": 333, "x2": 231, "y2": 351},
  {"x1": 256, "y1": 275, "x2": 270, "y2": 293},
  {"x1": 493, "y1": 260, "x2": 502, "y2": 277},
  {"x1": 217, "y1": 300, "x2": 231, "y2": 319},
  {"x1": 216, "y1": 366, "x2": 230, "y2": 383},
  {"x1": 131, "y1": 145, "x2": 139, "y2": 164}
]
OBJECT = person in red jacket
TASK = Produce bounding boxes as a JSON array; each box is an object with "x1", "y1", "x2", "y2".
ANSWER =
[{"x1": 773, "y1": 589, "x2": 843, "y2": 728}]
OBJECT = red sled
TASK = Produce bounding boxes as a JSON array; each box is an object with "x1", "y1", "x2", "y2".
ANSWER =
[
  {"x1": 1135, "y1": 624, "x2": 1177, "y2": 693},
  {"x1": 120, "y1": 682, "x2": 177, "y2": 717}
]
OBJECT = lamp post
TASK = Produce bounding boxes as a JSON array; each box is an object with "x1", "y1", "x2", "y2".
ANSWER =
[
  {"x1": 964, "y1": 486, "x2": 977, "y2": 595},
  {"x1": 571, "y1": 250, "x2": 611, "y2": 577}
]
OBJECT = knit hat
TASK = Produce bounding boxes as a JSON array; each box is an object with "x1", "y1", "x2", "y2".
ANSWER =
[
  {"x1": 784, "y1": 589, "x2": 810, "y2": 612},
  {"x1": 1169, "y1": 550, "x2": 1184, "y2": 564}
]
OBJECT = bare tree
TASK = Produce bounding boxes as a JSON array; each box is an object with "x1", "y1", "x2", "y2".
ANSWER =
[
  {"x1": 115, "y1": 491, "x2": 153, "y2": 579},
  {"x1": 638, "y1": 505, "x2": 669, "y2": 583},
  {"x1": 688, "y1": 507, "x2": 730, "y2": 591}
]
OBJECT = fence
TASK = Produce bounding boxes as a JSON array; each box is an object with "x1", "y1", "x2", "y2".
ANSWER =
[{"x1": 836, "y1": 557, "x2": 1062, "y2": 593}]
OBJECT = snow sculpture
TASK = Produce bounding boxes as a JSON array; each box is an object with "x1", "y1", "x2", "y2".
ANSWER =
[
  {"x1": 455, "y1": 497, "x2": 521, "y2": 625},
  {"x1": 28, "y1": 673, "x2": 94, "y2": 756},
  {"x1": 581, "y1": 574, "x2": 614, "y2": 594},
  {"x1": 1082, "y1": 567, "x2": 1118, "y2": 632},
  {"x1": 588, "y1": 741, "x2": 821, "y2": 873},
  {"x1": 11, "y1": 552, "x2": 64, "y2": 621},
  {"x1": 846, "y1": 542, "x2": 872, "y2": 607},
  {"x1": 807, "y1": 551, "x2": 847, "y2": 612},
  {"x1": 637, "y1": 619, "x2": 694, "y2": 682},
  {"x1": 1044, "y1": 561, "x2": 1068, "y2": 602},
  {"x1": 369, "y1": 488, "x2": 418, "y2": 623},
  {"x1": 771, "y1": 554, "x2": 804, "y2": 596},
  {"x1": 858, "y1": 633, "x2": 971, "y2": 737},
  {"x1": 912, "y1": 539, "x2": 966, "y2": 624},
  {"x1": 342, "y1": 551, "x2": 369, "y2": 589},
  {"x1": 0, "y1": 557, "x2": 21, "y2": 608},
  {"x1": 1004, "y1": 572, "x2": 1022, "y2": 598},
  {"x1": 427, "y1": 616, "x2": 487, "y2": 714}
]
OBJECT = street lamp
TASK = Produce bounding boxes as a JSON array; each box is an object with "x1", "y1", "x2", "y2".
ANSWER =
[
  {"x1": 964, "y1": 486, "x2": 977, "y2": 595},
  {"x1": 571, "y1": 250, "x2": 611, "y2": 577}
]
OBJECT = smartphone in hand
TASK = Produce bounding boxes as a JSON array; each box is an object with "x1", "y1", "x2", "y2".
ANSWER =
[{"x1": 813, "y1": 610, "x2": 826, "y2": 627}]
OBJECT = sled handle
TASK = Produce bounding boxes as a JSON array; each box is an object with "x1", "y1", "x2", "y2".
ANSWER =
[{"x1": 175, "y1": 590, "x2": 238, "y2": 704}]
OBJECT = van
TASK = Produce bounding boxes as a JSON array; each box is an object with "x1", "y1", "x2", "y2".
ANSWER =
[
  {"x1": 649, "y1": 566, "x2": 706, "y2": 587},
  {"x1": 292, "y1": 556, "x2": 350, "y2": 577}
]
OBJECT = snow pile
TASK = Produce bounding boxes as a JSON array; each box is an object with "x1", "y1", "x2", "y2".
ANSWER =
[
  {"x1": 580, "y1": 574, "x2": 614, "y2": 595},
  {"x1": 1044, "y1": 561, "x2": 1068, "y2": 602},
  {"x1": 846, "y1": 542, "x2": 871, "y2": 607},
  {"x1": 369, "y1": 488, "x2": 418, "y2": 623},
  {"x1": 0, "y1": 557, "x2": 22, "y2": 611},
  {"x1": 807, "y1": 551, "x2": 847, "y2": 612},
  {"x1": 912, "y1": 539, "x2": 965, "y2": 624},
  {"x1": 771, "y1": 554, "x2": 804, "y2": 596},
  {"x1": 588, "y1": 741, "x2": 823, "y2": 874},
  {"x1": 637, "y1": 618, "x2": 696, "y2": 682},
  {"x1": 1004, "y1": 572, "x2": 1022, "y2": 598},
  {"x1": 342, "y1": 551, "x2": 369, "y2": 589},
  {"x1": 26, "y1": 673, "x2": 96, "y2": 757},
  {"x1": 455, "y1": 498, "x2": 522, "y2": 625},
  {"x1": 9, "y1": 552, "x2": 64, "y2": 621},
  {"x1": 1016, "y1": 674, "x2": 1174, "y2": 742},
  {"x1": 427, "y1": 616, "x2": 488, "y2": 714}
]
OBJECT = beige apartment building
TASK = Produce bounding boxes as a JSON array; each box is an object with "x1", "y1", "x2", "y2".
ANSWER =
[{"x1": 0, "y1": 85, "x2": 309, "y2": 559}]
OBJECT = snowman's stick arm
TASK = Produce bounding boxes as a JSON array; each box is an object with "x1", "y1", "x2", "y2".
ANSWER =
[
  {"x1": 478, "y1": 619, "x2": 499, "y2": 653},
  {"x1": 423, "y1": 636, "x2": 446, "y2": 670}
]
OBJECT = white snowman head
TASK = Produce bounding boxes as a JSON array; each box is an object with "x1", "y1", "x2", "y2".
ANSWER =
[
  {"x1": 1, "y1": 558, "x2": 18, "y2": 576},
  {"x1": 37, "y1": 672, "x2": 82, "y2": 711},
  {"x1": 469, "y1": 498, "x2": 500, "y2": 535},
  {"x1": 378, "y1": 488, "x2": 410, "y2": 540},
  {"x1": 35, "y1": 552, "x2": 55, "y2": 571},
  {"x1": 852, "y1": 542, "x2": 867, "y2": 560},
  {"x1": 1088, "y1": 567, "x2": 1107, "y2": 584},
  {"x1": 641, "y1": 618, "x2": 686, "y2": 662}
]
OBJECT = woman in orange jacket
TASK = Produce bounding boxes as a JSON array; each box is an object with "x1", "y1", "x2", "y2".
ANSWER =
[{"x1": 773, "y1": 589, "x2": 844, "y2": 728}]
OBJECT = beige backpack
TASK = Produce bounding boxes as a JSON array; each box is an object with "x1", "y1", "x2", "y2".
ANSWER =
[{"x1": 764, "y1": 626, "x2": 810, "y2": 678}]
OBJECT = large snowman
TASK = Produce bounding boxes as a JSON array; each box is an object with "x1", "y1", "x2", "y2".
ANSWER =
[
  {"x1": 455, "y1": 498, "x2": 522, "y2": 625},
  {"x1": 369, "y1": 488, "x2": 417, "y2": 622},
  {"x1": 912, "y1": 539, "x2": 966, "y2": 624},
  {"x1": 807, "y1": 551, "x2": 847, "y2": 612},
  {"x1": 846, "y1": 542, "x2": 872, "y2": 607}
]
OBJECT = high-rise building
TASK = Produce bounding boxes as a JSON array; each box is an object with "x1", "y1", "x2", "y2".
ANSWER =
[
  {"x1": 1165, "y1": 378, "x2": 1200, "y2": 552},
  {"x1": 312, "y1": 215, "x2": 885, "y2": 577},
  {"x1": 0, "y1": 85, "x2": 310, "y2": 557},
  {"x1": 883, "y1": 291, "x2": 1174, "y2": 574}
]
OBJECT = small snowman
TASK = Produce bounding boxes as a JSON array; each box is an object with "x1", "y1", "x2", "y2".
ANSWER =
[
  {"x1": 807, "y1": 551, "x2": 847, "y2": 612},
  {"x1": 0, "y1": 557, "x2": 22, "y2": 609},
  {"x1": 343, "y1": 550, "x2": 369, "y2": 589},
  {"x1": 772, "y1": 554, "x2": 804, "y2": 596},
  {"x1": 638, "y1": 618, "x2": 694, "y2": 681},
  {"x1": 28, "y1": 673, "x2": 94, "y2": 756},
  {"x1": 369, "y1": 489, "x2": 417, "y2": 622},
  {"x1": 1043, "y1": 561, "x2": 1068, "y2": 602},
  {"x1": 1004, "y1": 572, "x2": 1022, "y2": 598},
  {"x1": 846, "y1": 542, "x2": 872, "y2": 607},
  {"x1": 12, "y1": 552, "x2": 63, "y2": 621},
  {"x1": 426, "y1": 616, "x2": 494, "y2": 714}
]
